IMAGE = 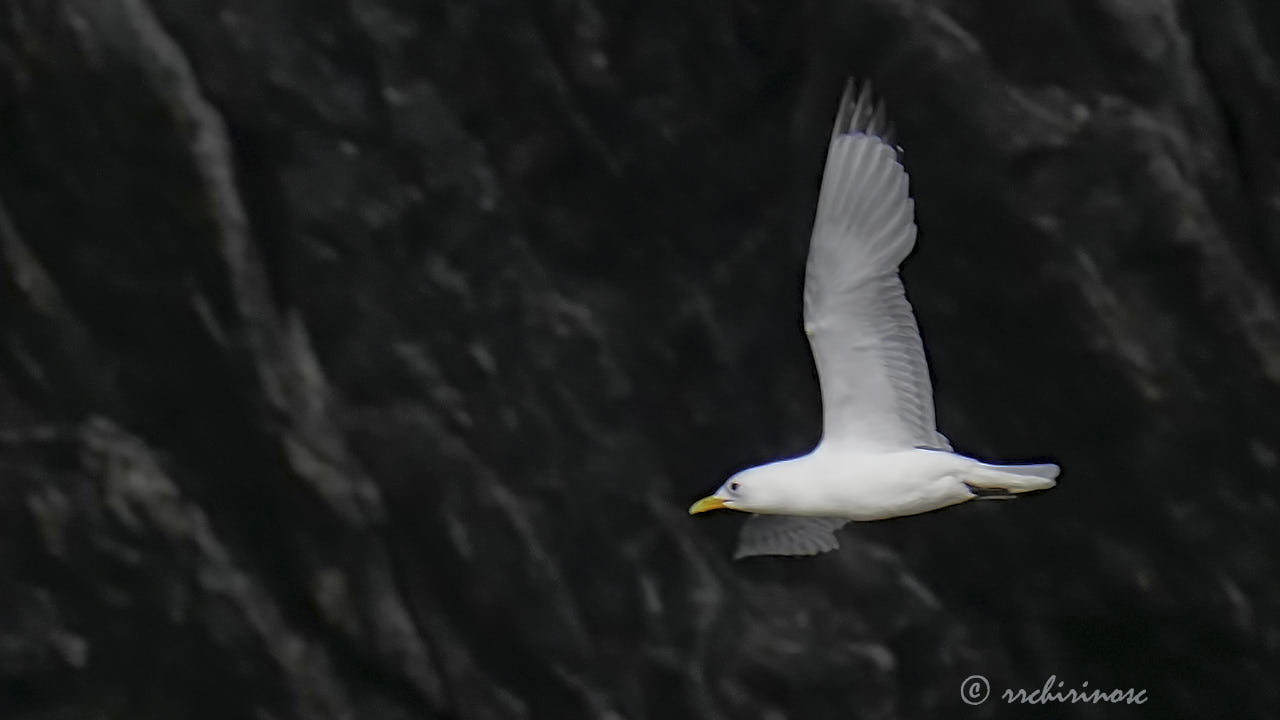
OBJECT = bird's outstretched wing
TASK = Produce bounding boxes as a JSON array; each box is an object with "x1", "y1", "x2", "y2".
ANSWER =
[
  {"x1": 736, "y1": 515, "x2": 848, "y2": 558},
  {"x1": 802, "y1": 79, "x2": 949, "y2": 451}
]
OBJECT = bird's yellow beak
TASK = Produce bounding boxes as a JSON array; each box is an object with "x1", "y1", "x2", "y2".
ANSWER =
[{"x1": 688, "y1": 496, "x2": 729, "y2": 514}]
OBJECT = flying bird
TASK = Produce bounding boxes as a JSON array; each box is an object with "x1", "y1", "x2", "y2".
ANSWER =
[{"x1": 689, "y1": 79, "x2": 1059, "y2": 558}]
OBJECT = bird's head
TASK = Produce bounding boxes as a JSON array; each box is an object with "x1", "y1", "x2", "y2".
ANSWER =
[{"x1": 688, "y1": 464, "x2": 793, "y2": 515}]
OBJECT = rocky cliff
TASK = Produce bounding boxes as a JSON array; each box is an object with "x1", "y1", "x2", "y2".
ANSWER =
[{"x1": 2, "y1": 1, "x2": 1278, "y2": 718}]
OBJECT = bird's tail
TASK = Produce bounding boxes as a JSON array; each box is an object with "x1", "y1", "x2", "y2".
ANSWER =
[{"x1": 962, "y1": 461, "x2": 1059, "y2": 496}]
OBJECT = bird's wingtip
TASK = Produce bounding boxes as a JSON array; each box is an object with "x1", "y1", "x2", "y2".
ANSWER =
[{"x1": 831, "y1": 76, "x2": 897, "y2": 149}]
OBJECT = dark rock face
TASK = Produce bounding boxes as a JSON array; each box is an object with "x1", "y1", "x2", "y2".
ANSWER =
[{"x1": 2, "y1": 1, "x2": 1278, "y2": 718}]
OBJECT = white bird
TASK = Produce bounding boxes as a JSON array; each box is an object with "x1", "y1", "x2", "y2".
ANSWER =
[{"x1": 689, "y1": 79, "x2": 1059, "y2": 558}]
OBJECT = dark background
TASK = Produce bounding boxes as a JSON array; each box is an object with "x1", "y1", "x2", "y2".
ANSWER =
[{"x1": 2, "y1": 1, "x2": 1278, "y2": 718}]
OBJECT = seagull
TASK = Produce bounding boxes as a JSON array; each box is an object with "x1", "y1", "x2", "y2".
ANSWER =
[{"x1": 689, "y1": 79, "x2": 1059, "y2": 558}]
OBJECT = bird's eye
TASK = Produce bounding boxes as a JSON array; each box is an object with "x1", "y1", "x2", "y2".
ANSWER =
[{"x1": 730, "y1": 481, "x2": 740, "y2": 491}]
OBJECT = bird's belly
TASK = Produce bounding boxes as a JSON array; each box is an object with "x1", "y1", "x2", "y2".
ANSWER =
[{"x1": 827, "y1": 473, "x2": 971, "y2": 521}]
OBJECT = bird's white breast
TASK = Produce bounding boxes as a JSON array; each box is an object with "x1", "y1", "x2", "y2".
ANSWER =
[{"x1": 784, "y1": 447, "x2": 975, "y2": 520}]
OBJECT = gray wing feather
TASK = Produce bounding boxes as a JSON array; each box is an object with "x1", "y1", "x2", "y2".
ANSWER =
[
  {"x1": 735, "y1": 515, "x2": 849, "y2": 559},
  {"x1": 804, "y1": 80, "x2": 949, "y2": 451}
]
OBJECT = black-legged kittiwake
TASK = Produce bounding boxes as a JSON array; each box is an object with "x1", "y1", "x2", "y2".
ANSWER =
[{"x1": 689, "y1": 79, "x2": 1060, "y2": 558}]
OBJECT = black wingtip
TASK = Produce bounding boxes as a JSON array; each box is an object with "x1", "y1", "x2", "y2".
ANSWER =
[
  {"x1": 830, "y1": 77, "x2": 858, "y2": 143},
  {"x1": 831, "y1": 77, "x2": 898, "y2": 149}
]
